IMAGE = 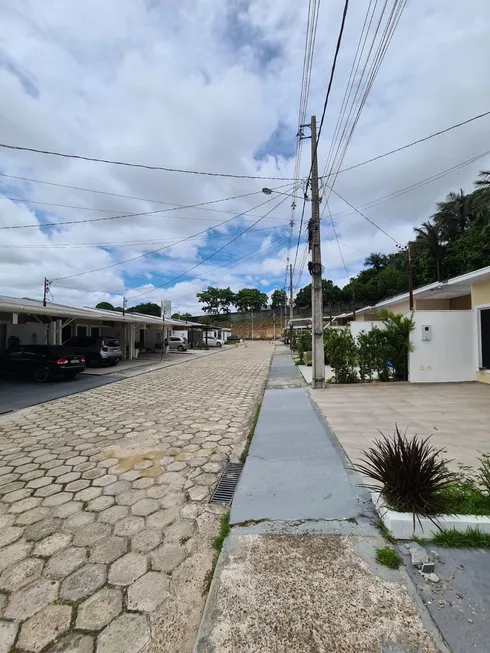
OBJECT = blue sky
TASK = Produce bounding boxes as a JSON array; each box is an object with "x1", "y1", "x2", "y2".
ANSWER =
[{"x1": 1, "y1": 0, "x2": 490, "y2": 313}]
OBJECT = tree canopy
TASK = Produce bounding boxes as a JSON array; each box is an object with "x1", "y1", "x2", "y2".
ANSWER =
[
  {"x1": 127, "y1": 302, "x2": 161, "y2": 317},
  {"x1": 271, "y1": 289, "x2": 287, "y2": 310},
  {"x1": 196, "y1": 286, "x2": 235, "y2": 315},
  {"x1": 234, "y1": 288, "x2": 268, "y2": 313},
  {"x1": 95, "y1": 302, "x2": 115, "y2": 311}
]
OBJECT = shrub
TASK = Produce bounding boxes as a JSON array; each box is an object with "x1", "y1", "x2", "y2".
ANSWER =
[
  {"x1": 324, "y1": 328, "x2": 358, "y2": 383},
  {"x1": 378, "y1": 309, "x2": 415, "y2": 381},
  {"x1": 353, "y1": 425, "x2": 457, "y2": 532},
  {"x1": 295, "y1": 331, "x2": 311, "y2": 362},
  {"x1": 376, "y1": 546, "x2": 401, "y2": 569},
  {"x1": 357, "y1": 327, "x2": 390, "y2": 381},
  {"x1": 478, "y1": 453, "x2": 490, "y2": 494}
]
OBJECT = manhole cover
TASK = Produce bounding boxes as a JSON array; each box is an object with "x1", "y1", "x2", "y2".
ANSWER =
[{"x1": 210, "y1": 462, "x2": 243, "y2": 505}]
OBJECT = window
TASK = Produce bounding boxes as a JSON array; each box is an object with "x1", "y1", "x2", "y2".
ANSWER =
[
  {"x1": 139, "y1": 329, "x2": 145, "y2": 347},
  {"x1": 76, "y1": 325, "x2": 88, "y2": 337},
  {"x1": 91, "y1": 327, "x2": 100, "y2": 338}
]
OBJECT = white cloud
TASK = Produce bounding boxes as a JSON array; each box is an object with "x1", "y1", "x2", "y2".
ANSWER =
[{"x1": 1, "y1": 0, "x2": 490, "y2": 315}]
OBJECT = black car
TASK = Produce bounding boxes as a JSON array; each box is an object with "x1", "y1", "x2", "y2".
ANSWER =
[{"x1": 0, "y1": 345, "x2": 86, "y2": 383}]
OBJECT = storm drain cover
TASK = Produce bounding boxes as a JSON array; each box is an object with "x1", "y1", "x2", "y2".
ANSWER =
[{"x1": 210, "y1": 462, "x2": 243, "y2": 505}]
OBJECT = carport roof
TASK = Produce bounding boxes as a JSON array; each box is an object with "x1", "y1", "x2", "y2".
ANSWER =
[
  {"x1": 355, "y1": 264, "x2": 490, "y2": 316},
  {"x1": 0, "y1": 294, "x2": 190, "y2": 327}
]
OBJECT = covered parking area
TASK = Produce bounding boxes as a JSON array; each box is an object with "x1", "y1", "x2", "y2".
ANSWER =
[{"x1": 0, "y1": 295, "x2": 188, "y2": 360}]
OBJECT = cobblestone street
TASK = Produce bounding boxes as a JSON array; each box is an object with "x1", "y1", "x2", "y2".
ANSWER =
[{"x1": 0, "y1": 342, "x2": 272, "y2": 653}]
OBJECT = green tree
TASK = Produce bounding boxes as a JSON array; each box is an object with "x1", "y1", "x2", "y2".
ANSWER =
[
  {"x1": 474, "y1": 170, "x2": 490, "y2": 192},
  {"x1": 234, "y1": 288, "x2": 268, "y2": 313},
  {"x1": 127, "y1": 302, "x2": 161, "y2": 317},
  {"x1": 196, "y1": 287, "x2": 235, "y2": 315},
  {"x1": 413, "y1": 221, "x2": 442, "y2": 281},
  {"x1": 364, "y1": 253, "x2": 388, "y2": 272},
  {"x1": 171, "y1": 312, "x2": 193, "y2": 321},
  {"x1": 96, "y1": 302, "x2": 116, "y2": 311},
  {"x1": 271, "y1": 289, "x2": 287, "y2": 310}
]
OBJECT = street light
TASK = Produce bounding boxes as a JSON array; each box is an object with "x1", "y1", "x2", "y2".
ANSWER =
[{"x1": 262, "y1": 187, "x2": 306, "y2": 201}]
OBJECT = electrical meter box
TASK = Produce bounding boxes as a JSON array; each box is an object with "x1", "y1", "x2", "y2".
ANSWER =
[{"x1": 422, "y1": 325, "x2": 432, "y2": 341}]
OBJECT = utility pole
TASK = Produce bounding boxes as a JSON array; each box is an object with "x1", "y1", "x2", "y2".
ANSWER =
[
  {"x1": 272, "y1": 311, "x2": 276, "y2": 341},
  {"x1": 289, "y1": 263, "x2": 294, "y2": 348},
  {"x1": 122, "y1": 296, "x2": 127, "y2": 316},
  {"x1": 304, "y1": 115, "x2": 325, "y2": 388},
  {"x1": 408, "y1": 241, "x2": 414, "y2": 311},
  {"x1": 43, "y1": 278, "x2": 51, "y2": 307}
]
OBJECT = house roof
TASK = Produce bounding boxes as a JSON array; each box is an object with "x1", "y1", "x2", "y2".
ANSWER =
[
  {"x1": 354, "y1": 264, "x2": 490, "y2": 316},
  {"x1": 0, "y1": 295, "x2": 191, "y2": 328}
]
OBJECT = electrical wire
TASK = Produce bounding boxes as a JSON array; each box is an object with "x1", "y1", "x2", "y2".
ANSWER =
[
  {"x1": 0, "y1": 142, "x2": 297, "y2": 181},
  {"x1": 49, "y1": 184, "x2": 299, "y2": 283},
  {"x1": 125, "y1": 188, "x2": 299, "y2": 301},
  {"x1": 0, "y1": 183, "x2": 293, "y2": 231}
]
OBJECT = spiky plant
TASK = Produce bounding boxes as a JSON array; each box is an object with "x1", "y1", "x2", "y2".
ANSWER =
[{"x1": 353, "y1": 425, "x2": 456, "y2": 532}]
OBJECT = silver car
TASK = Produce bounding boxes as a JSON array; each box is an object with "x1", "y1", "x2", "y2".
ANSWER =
[
  {"x1": 168, "y1": 336, "x2": 188, "y2": 352},
  {"x1": 64, "y1": 336, "x2": 122, "y2": 367},
  {"x1": 205, "y1": 336, "x2": 223, "y2": 348}
]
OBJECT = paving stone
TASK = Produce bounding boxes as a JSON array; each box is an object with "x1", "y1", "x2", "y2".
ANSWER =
[
  {"x1": 60, "y1": 564, "x2": 106, "y2": 602},
  {"x1": 44, "y1": 547, "x2": 87, "y2": 579},
  {"x1": 98, "y1": 505, "x2": 129, "y2": 525},
  {"x1": 115, "y1": 490, "x2": 146, "y2": 506},
  {"x1": 127, "y1": 571, "x2": 169, "y2": 612},
  {"x1": 74, "y1": 487, "x2": 102, "y2": 502},
  {"x1": 0, "y1": 557, "x2": 44, "y2": 592},
  {"x1": 74, "y1": 461, "x2": 96, "y2": 472},
  {"x1": 73, "y1": 523, "x2": 111, "y2": 546},
  {"x1": 35, "y1": 483, "x2": 63, "y2": 498},
  {"x1": 130, "y1": 529, "x2": 161, "y2": 553},
  {"x1": 4, "y1": 577, "x2": 58, "y2": 620},
  {"x1": 131, "y1": 478, "x2": 153, "y2": 490},
  {"x1": 93, "y1": 475, "x2": 117, "y2": 487},
  {"x1": 113, "y1": 516, "x2": 144, "y2": 537},
  {"x1": 119, "y1": 470, "x2": 141, "y2": 482},
  {"x1": 146, "y1": 485, "x2": 168, "y2": 499},
  {"x1": 164, "y1": 519, "x2": 197, "y2": 543},
  {"x1": 63, "y1": 511, "x2": 96, "y2": 532},
  {"x1": 0, "y1": 526, "x2": 24, "y2": 548},
  {"x1": 8, "y1": 496, "x2": 42, "y2": 514},
  {"x1": 82, "y1": 468, "x2": 106, "y2": 480},
  {"x1": 102, "y1": 481, "x2": 131, "y2": 496},
  {"x1": 27, "y1": 476, "x2": 53, "y2": 489},
  {"x1": 131, "y1": 499, "x2": 159, "y2": 516},
  {"x1": 15, "y1": 506, "x2": 50, "y2": 526},
  {"x1": 151, "y1": 543, "x2": 188, "y2": 573},
  {"x1": 0, "y1": 540, "x2": 32, "y2": 573},
  {"x1": 43, "y1": 491, "x2": 74, "y2": 507},
  {"x1": 96, "y1": 613, "x2": 150, "y2": 653},
  {"x1": 108, "y1": 553, "x2": 147, "y2": 586},
  {"x1": 66, "y1": 456, "x2": 88, "y2": 466},
  {"x1": 15, "y1": 463, "x2": 39, "y2": 475},
  {"x1": 76, "y1": 588, "x2": 122, "y2": 631},
  {"x1": 25, "y1": 518, "x2": 62, "y2": 542},
  {"x1": 52, "y1": 501, "x2": 83, "y2": 518},
  {"x1": 87, "y1": 496, "x2": 115, "y2": 512},
  {"x1": 146, "y1": 507, "x2": 179, "y2": 530},
  {"x1": 3, "y1": 488, "x2": 33, "y2": 503},
  {"x1": 17, "y1": 603, "x2": 72, "y2": 652},
  {"x1": 0, "y1": 516, "x2": 14, "y2": 529},
  {"x1": 89, "y1": 536, "x2": 127, "y2": 564},
  {"x1": 0, "y1": 479, "x2": 22, "y2": 494},
  {"x1": 187, "y1": 485, "x2": 210, "y2": 501},
  {"x1": 0, "y1": 593, "x2": 6, "y2": 613},
  {"x1": 65, "y1": 477, "x2": 90, "y2": 492},
  {"x1": 20, "y1": 470, "x2": 43, "y2": 482},
  {"x1": 49, "y1": 632, "x2": 94, "y2": 653},
  {"x1": 48, "y1": 466, "x2": 73, "y2": 478},
  {"x1": 34, "y1": 532, "x2": 72, "y2": 557},
  {"x1": 0, "y1": 619, "x2": 18, "y2": 653},
  {"x1": 58, "y1": 472, "x2": 82, "y2": 485}
]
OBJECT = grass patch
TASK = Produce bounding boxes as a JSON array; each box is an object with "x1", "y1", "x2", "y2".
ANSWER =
[
  {"x1": 293, "y1": 357, "x2": 303, "y2": 366},
  {"x1": 374, "y1": 519, "x2": 396, "y2": 544},
  {"x1": 239, "y1": 401, "x2": 262, "y2": 464},
  {"x1": 432, "y1": 527, "x2": 490, "y2": 548},
  {"x1": 376, "y1": 546, "x2": 401, "y2": 569},
  {"x1": 203, "y1": 511, "x2": 230, "y2": 594},
  {"x1": 439, "y1": 479, "x2": 490, "y2": 516}
]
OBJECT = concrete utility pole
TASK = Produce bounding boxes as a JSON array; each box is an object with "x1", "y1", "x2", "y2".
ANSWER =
[
  {"x1": 289, "y1": 263, "x2": 294, "y2": 322},
  {"x1": 43, "y1": 278, "x2": 51, "y2": 307},
  {"x1": 306, "y1": 115, "x2": 325, "y2": 388},
  {"x1": 408, "y1": 241, "x2": 414, "y2": 311}
]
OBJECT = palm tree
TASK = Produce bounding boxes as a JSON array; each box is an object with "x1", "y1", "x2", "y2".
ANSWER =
[
  {"x1": 364, "y1": 253, "x2": 388, "y2": 272},
  {"x1": 475, "y1": 170, "x2": 490, "y2": 190},
  {"x1": 433, "y1": 189, "x2": 473, "y2": 241},
  {"x1": 414, "y1": 221, "x2": 442, "y2": 281}
]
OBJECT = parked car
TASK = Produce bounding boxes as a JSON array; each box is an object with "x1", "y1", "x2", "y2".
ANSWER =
[
  {"x1": 205, "y1": 336, "x2": 223, "y2": 348},
  {"x1": 0, "y1": 345, "x2": 86, "y2": 383},
  {"x1": 63, "y1": 336, "x2": 121, "y2": 367},
  {"x1": 168, "y1": 336, "x2": 188, "y2": 352},
  {"x1": 226, "y1": 335, "x2": 239, "y2": 343}
]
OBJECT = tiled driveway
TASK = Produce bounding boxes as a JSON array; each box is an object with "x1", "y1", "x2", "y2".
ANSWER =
[
  {"x1": 0, "y1": 342, "x2": 272, "y2": 653},
  {"x1": 311, "y1": 382, "x2": 490, "y2": 472}
]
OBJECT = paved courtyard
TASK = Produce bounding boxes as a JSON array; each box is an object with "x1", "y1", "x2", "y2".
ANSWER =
[
  {"x1": 0, "y1": 342, "x2": 272, "y2": 653},
  {"x1": 311, "y1": 382, "x2": 490, "y2": 472}
]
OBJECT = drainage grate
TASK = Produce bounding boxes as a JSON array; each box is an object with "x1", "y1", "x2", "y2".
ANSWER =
[{"x1": 210, "y1": 462, "x2": 243, "y2": 505}]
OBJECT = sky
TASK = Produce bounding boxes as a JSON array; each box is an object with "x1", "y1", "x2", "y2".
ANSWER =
[{"x1": 1, "y1": 0, "x2": 490, "y2": 315}]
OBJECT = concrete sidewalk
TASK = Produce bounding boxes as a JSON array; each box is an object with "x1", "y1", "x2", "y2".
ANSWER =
[{"x1": 194, "y1": 347, "x2": 448, "y2": 653}]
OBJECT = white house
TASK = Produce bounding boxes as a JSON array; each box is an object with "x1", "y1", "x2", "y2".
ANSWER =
[{"x1": 339, "y1": 265, "x2": 490, "y2": 384}]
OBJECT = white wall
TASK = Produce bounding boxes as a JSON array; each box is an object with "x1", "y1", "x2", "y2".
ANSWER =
[
  {"x1": 409, "y1": 311, "x2": 475, "y2": 383},
  {"x1": 7, "y1": 323, "x2": 47, "y2": 345},
  {"x1": 350, "y1": 321, "x2": 385, "y2": 338}
]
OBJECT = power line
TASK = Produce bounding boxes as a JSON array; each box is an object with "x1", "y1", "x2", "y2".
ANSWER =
[
  {"x1": 0, "y1": 172, "x2": 294, "y2": 221},
  {"x1": 0, "y1": 143, "x2": 297, "y2": 181},
  {"x1": 50, "y1": 185, "x2": 299, "y2": 285},
  {"x1": 126, "y1": 189, "x2": 299, "y2": 301},
  {"x1": 0, "y1": 184, "x2": 293, "y2": 230},
  {"x1": 0, "y1": 223, "x2": 290, "y2": 249},
  {"x1": 323, "y1": 108, "x2": 490, "y2": 179}
]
